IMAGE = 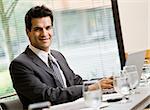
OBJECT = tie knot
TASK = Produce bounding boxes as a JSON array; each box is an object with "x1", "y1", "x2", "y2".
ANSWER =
[
  {"x1": 48, "y1": 54, "x2": 53, "y2": 61},
  {"x1": 48, "y1": 54, "x2": 57, "y2": 67},
  {"x1": 48, "y1": 54, "x2": 53, "y2": 66}
]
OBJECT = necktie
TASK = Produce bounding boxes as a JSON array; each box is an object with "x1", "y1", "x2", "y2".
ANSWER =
[{"x1": 48, "y1": 54, "x2": 65, "y2": 87}]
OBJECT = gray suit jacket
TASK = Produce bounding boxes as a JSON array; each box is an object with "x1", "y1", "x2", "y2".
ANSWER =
[{"x1": 9, "y1": 46, "x2": 83, "y2": 109}]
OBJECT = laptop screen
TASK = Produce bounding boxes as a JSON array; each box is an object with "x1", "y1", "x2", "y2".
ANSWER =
[{"x1": 125, "y1": 50, "x2": 145, "y2": 77}]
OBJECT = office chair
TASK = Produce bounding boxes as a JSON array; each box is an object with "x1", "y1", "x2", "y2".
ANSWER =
[{"x1": 0, "y1": 98, "x2": 23, "y2": 110}]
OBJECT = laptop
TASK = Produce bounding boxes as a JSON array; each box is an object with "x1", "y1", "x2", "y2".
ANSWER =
[{"x1": 125, "y1": 50, "x2": 145, "y2": 78}]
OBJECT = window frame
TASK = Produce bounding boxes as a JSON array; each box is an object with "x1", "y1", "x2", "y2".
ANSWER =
[{"x1": 111, "y1": 0, "x2": 126, "y2": 69}]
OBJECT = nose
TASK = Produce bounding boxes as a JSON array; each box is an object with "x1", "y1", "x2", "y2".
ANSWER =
[{"x1": 41, "y1": 29, "x2": 48, "y2": 37}]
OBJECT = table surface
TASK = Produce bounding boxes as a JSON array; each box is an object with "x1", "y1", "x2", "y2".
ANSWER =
[{"x1": 50, "y1": 86, "x2": 150, "y2": 110}]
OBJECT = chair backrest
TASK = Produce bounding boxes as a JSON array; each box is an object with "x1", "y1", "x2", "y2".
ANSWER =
[
  {"x1": 0, "y1": 98, "x2": 23, "y2": 110},
  {"x1": 0, "y1": 105, "x2": 3, "y2": 110},
  {"x1": 28, "y1": 101, "x2": 51, "y2": 110}
]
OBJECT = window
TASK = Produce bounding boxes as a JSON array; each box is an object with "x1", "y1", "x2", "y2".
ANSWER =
[{"x1": 0, "y1": 0, "x2": 125, "y2": 97}]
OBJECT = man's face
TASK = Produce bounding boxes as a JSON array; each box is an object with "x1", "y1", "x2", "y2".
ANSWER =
[{"x1": 27, "y1": 16, "x2": 53, "y2": 52}]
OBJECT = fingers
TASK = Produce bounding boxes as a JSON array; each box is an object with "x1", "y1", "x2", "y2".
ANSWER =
[
  {"x1": 87, "y1": 78, "x2": 114, "y2": 90},
  {"x1": 101, "y1": 83, "x2": 113, "y2": 89},
  {"x1": 100, "y1": 78, "x2": 113, "y2": 89}
]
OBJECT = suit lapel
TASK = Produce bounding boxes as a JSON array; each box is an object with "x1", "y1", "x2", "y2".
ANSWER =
[{"x1": 25, "y1": 47, "x2": 63, "y2": 87}]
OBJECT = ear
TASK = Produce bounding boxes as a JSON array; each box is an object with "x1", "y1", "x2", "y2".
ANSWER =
[{"x1": 26, "y1": 29, "x2": 30, "y2": 36}]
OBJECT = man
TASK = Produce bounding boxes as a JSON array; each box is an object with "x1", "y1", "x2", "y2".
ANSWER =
[{"x1": 9, "y1": 5, "x2": 113, "y2": 109}]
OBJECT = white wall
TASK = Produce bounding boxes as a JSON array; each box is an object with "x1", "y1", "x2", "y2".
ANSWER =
[{"x1": 117, "y1": 0, "x2": 148, "y2": 54}]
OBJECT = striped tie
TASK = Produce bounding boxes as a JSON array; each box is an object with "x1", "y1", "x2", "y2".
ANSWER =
[{"x1": 48, "y1": 54, "x2": 65, "y2": 87}]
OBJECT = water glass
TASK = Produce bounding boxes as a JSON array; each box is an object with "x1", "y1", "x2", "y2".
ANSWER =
[
  {"x1": 141, "y1": 64, "x2": 150, "y2": 85},
  {"x1": 83, "y1": 80, "x2": 102, "y2": 109},
  {"x1": 113, "y1": 75, "x2": 130, "y2": 104},
  {"x1": 123, "y1": 65, "x2": 139, "y2": 94}
]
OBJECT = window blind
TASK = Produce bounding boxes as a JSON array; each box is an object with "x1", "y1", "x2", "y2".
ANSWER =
[{"x1": 0, "y1": 0, "x2": 123, "y2": 97}]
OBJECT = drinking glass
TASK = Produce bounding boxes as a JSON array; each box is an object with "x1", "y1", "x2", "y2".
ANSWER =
[
  {"x1": 83, "y1": 80, "x2": 102, "y2": 109},
  {"x1": 124, "y1": 65, "x2": 139, "y2": 94},
  {"x1": 141, "y1": 64, "x2": 150, "y2": 86},
  {"x1": 113, "y1": 75, "x2": 130, "y2": 104}
]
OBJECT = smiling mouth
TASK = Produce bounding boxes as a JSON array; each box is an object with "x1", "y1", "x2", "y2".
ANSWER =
[
  {"x1": 41, "y1": 38, "x2": 48, "y2": 40},
  {"x1": 40, "y1": 37, "x2": 50, "y2": 40},
  {"x1": 39, "y1": 38, "x2": 50, "y2": 42}
]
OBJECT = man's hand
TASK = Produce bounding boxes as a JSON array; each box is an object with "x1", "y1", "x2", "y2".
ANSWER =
[
  {"x1": 88, "y1": 77, "x2": 113, "y2": 91},
  {"x1": 100, "y1": 77, "x2": 113, "y2": 89}
]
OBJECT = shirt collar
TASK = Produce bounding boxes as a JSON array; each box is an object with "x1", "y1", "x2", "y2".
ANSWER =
[
  {"x1": 29, "y1": 44, "x2": 56, "y2": 62},
  {"x1": 29, "y1": 44, "x2": 50, "y2": 55}
]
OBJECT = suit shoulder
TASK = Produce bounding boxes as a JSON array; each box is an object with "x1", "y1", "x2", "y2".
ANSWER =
[
  {"x1": 51, "y1": 49, "x2": 66, "y2": 60},
  {"x1": 51, "y1": 49, "x2": 60, "y2": 53},
  {"x1": 51, "y1": 49, "x2": 62, "y2": 55},
  {"x1": 10, "y1": 52, "x2": 30, "y2": 64}
]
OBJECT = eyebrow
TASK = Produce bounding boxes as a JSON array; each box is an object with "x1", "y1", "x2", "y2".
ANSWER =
[{"x1": 32, "y1": 25, "x2": 52, "y2": 29}]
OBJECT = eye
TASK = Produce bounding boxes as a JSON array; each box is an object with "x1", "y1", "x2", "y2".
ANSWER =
[
  {"x1": 46, "y1": 26, "x2": 53, "y2": 30},
  {"x1": 33, "y1": 27, "x2": 42, "y2": 31}
]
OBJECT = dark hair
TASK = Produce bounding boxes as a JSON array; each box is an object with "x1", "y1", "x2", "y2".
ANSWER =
[{"x1": 25, "y1": 5, "x2": 53, "y2": 31}]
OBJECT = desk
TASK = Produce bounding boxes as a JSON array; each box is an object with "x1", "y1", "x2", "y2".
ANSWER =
[
  {"x1": 104, "y1": 86, "x2": 150, "y2": 110},
  {"x1": 51, "y1": 86, "x2": 150, "y2": 110}
]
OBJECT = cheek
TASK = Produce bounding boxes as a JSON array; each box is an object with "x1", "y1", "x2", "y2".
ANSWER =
[
  {"x1": 29, "y1": 33, "x2": 39, "y2": 42},
  {"x1": 33, "y1": 32, "x2": 40, "y2": 37},
  {"x1": 49, "y1": 30, "x2": 53, "y2": 36}
]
